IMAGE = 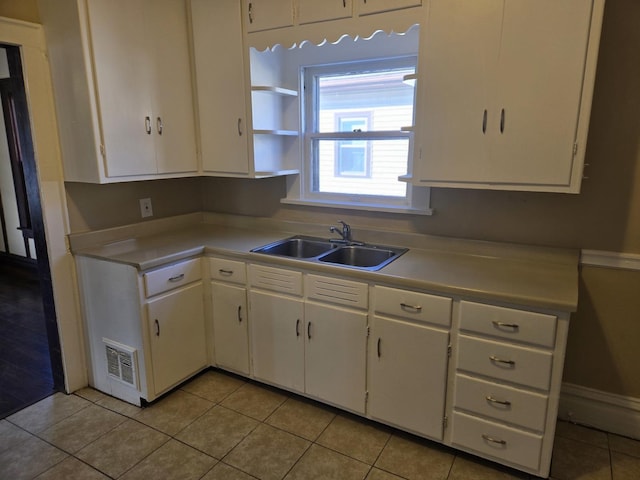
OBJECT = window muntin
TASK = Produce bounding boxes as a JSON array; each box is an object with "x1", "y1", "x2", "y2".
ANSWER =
[{"x1": 304, "y1": 58, "x2": 416, "y2": 204}]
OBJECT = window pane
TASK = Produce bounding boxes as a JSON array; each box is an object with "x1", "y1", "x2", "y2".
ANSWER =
[
  {"x1": 318, "y1": 68, "x2": 415, "y2": 133},
  {"x1": 315, "y1": 138, "x2": 409, "y2": 197}
]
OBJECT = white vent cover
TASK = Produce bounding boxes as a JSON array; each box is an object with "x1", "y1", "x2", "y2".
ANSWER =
[{"x1": 103, "y1": 338, "x2": 138, "y2": 388}]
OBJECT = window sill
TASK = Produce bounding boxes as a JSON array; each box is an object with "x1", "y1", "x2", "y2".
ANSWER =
[{"x1": 280, "y1": 197, "x2": 433, "y2": 216}]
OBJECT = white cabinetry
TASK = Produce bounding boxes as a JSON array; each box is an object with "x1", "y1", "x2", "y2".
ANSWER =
[
  {"x1": 209, "y1": 257, "x2": 250, "y2": 375},
  {"x1": 297, "y1": 0, "x2": 353, "y2": 24},
  {"x1": 39, "y1": 0, "x2": 197, "y2": 183},
  {"x1": 244, "y1": 0, "x2": 294, "y2": 33},
  {"x1": 358, "y1": 0, "x2": 422, "y2": 16},
  {"x1": 369, "y1": 286, "x2": 451, "y2": 440},
  {"x1": 76, "y1": 256, "x2": 207, "y2": 405},
  {"x1": 450, "y1": 301, "x2": 566, "y2": 476},
  {"x1": 414, "y1": 0, "x2": 604, "y2": 193},
  {"x1": 190, "y1": 0, "x2": 250, "y2": 175}
]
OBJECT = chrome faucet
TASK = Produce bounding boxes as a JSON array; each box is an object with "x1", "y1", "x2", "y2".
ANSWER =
[{"x1": 329, "y1": 220, "x2": 353, "y2": 243}]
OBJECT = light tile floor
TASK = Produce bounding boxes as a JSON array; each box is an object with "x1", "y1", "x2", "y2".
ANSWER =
[{"x1": 1, "y1": 369, "x2": 639, "y2": 480}]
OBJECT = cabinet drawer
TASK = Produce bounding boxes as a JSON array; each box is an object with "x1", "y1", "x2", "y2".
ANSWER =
[
  {"x1": 457, "y1": 335, "x2": 553, "y2": 391},
  {"x1": 454, "y1": 374, "x2": 548, "y2": 432},
  {"x1": 459, "y1": 301, "x2": 556, "y2": 348},
  {"x1": 249, "y1": 264, "x2": 302, "y2": 296},
  {"x1": 374, "y1": 286, "x2": 451, "y2": 327},
  {"x1": 209, "y1": 257, "x2": 246, "y2": 284},
  {"x1": 451, "y1": 411, "x2": 543, "y2": 471},
  {"x1": 144, "y1": 258, "x2": 202, "y2": 298},
  {"x1": 306, "y1": 274, "x2": 367, "y2": 309}
]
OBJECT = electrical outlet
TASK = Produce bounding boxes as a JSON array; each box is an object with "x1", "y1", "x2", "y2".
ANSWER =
[{"x1": 139, "y1": 198, "x2": 153, "y2": 218}]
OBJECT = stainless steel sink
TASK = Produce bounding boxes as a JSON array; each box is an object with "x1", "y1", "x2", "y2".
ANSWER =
[
  {"x1": 251, "y1": 236, "x2": 407, "y2": 271},
  {"x1": 251, "y1": 236, "x2": 338, "y2": 258},
  {"x1": 318, "y1": 245, "x2": 407, "y2": 270}
]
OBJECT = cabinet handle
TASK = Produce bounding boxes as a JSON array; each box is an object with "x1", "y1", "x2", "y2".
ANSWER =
[
  {"x1": 482, "y1": 434, "x2": 507, "y2": 446},
  {"x1": 489, "y1": 355, "x2": 516, "y2": 366},
  {"x1": 154, "y1": 319, "x2": 160, "y2": 336},
  {"x1": 237, "y1": 118, "x2": 243, "y2": 136},
  {"x1": 248, "y1": 2, "x2": 253, "y2": 23},
  {"x1": 400, "y1": 302, "x2": 422, "y2": 312},
  {"x1": 168, "y1": 273, "x2": 185, "y2": 282},
  {"x1": 307, "y1": 321, "x2": 312, "y2": 339},
  {"x1": 157, "y1": 116, "x2": 163, "y2": 135},
  {"x1": 500, "y1": 108, "x2": 505, "y2": 134},
  {"x1": 296, "y1": 319, "x2": 300, "y2": 337},
  {"x1": 145, "y1": 116, "x2": 151, "y2": 135},
  {"x1": 377, "y1": 337, "x2": 381, "y2": 358},
  {"x1": 486, "y1": 395, "x2": 512, "y2": 407},
  {"x1": 343, "y1": 0, "x2": 346, "y2": 7},
  {"x1": 237, "y1": 305, "x2": 242, "y2": 323},
  {"x1": 482, "y1": 109, "x2": 487, "y2": 134},
  {"x1": 219, "y1": 269, "x2": 233, "y2": 276},
  {"x1": 492, "y1": 320, "x2": 519, "y2": 330}
]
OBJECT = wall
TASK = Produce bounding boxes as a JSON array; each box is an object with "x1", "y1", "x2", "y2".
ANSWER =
[{"x1": 42, "y1": 0, "x2": 640, "y2": 400}]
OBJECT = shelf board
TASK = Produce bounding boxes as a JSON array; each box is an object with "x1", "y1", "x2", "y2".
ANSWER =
[
  {"x1": 253, "y1": 129, "x2": 299, "y2": 136},
  {"x1": 254, "y1": 169, "x2": 300, "y2": 178},
  {"x1": 251, "y1": 85, "x2": 298, "y2": 97},
  {"x1": 400, "y1": 126, "x2": 414, "y2": 132}
]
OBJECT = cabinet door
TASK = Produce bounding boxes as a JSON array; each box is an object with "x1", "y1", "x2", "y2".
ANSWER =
[
  {"x1": 191, "y1": 0, "x2": 250, "y2": 174},
  {"x1": 211, "y1": 282, "x2": 249, "y2": 375},
  {"x1": 86, "y1": 0, "x2": 156, "y2": 177},
  {"x1": 369, "y1": 315, "x2": 449, "y2": 440},
  {"x1": 489, "y1": 0, "x2": 593, "y2": 185},
  {"x1": 417, "y1": 0, "x2": 503, "y2": 183},
  {"x1": 149, "y1": 0, "x2": 198, "y2": 174},
  {"x1": 297, "y1": 0, "x2": 352, "y2": 25},
  {"x1": 244, "y1": 0, "x2": 294, "y2": 33},
  {"x1": 249, "y1": 290, "x2": 304, "y2": 392},
  {"x1": 147, "y1": 283, "x2": 207, "y2": 395},
  {"x1": 304, "y1": 302, "x2": 367, "y2": 413},
  {"x1": 358, "y1": 0, "x2": 422, "y2": 16}
]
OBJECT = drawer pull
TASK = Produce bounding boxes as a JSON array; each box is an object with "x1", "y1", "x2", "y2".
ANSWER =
[
  {"x1": 400, "y1": 302, "x2": 422, "y2": 312},
  {"x1": 489, "y1": 355, "x2": 516, "y2": 366},
  {"x1": 482, "y1": 434, "x2": 507, "y2": 446},
  {"x1": 154, "y1": 319, "x2": 160, "y2": 336},
  {"x1": 219, "y1": 269, "x2": 234, "y2": 276},
  {"x1": 296, "y1": 319, "x2": 300, "y2": 337},
  {"x1": 237, "y1": 305, "x2": 242, "y2": 323},
  {"x1": 307, "y1": 321, "x2": 312, "y2": 340},
  {"x1": 486, "y1": 395, "x2": 512, "y2": 407},
  {"x1": 168, "y1": 273, "x2": 185, "y2": 282},
  {"x1": 492, "y1": 320, "x2": 519, "y2": 330},
  {"x1": 377, "y1": 337, "x2": 382, "y2": 358}
]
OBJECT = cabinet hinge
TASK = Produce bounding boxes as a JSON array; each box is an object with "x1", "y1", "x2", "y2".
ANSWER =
[
  {"x1": 443, "y1": 415, "x2": 448, "y2": 429},
  {"x1": 447, "y1": 343, "x2": 452, "y2": 358},
  {"x1": 573, "y1": 142, "x2": 578, "y2": 156},
  {"x1": 100, "y1": 144, "x2": 106, "y2": 158}
]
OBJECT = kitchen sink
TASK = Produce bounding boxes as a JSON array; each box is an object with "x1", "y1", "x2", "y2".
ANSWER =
[
  {"x1": 251, "y1": 236, "x2": 339, "y2": 258},
  {"x1": 251, "y1": 236, "x2": 407, "y2": 271},
  {"x1": 317, "y1": 245, "x2": 406, "y2": 269}
]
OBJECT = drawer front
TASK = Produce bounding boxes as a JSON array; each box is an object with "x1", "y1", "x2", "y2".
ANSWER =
[
  {"x1": 249, "y1": 264, "x2": 303, "y2": 296},
  {"x1": 451, "y1": 411, "x2": 543, "y2": 471},
  {"x1": 306, "y1": 274, "x2": 367, "y2": 309},
  {"x1": 209, "y1": 257, "x2": 246, "y2": 284},
  {"x1": 454, "y1": 374, "x2": 548, "y2": 432},
  {"x1": 374, "y1": 286, "x2": 451, "y2": 327},
  {"x1": 144, "y1": 258, "x2": 202, "y2": 298},
  {"x1": 457, "y1": 335, "x2": 553, "y2": 391},
  {"x1": 460, "y1": 301, "x2": 557, "y2": 348}
]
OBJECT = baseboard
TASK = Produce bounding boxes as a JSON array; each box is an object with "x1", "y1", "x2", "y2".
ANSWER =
[{"x1": 559, "y1": 383, "x2": 640, "y2": 439}]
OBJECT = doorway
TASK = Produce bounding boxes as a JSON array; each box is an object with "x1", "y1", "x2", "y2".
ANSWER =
[{"x1": 0, "y1": 44, "x2": 64, "y2": 418}]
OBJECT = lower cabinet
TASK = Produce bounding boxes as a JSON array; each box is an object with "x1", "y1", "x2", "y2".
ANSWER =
[{"x1": 146, "y1": 282, "x2": 207, "y2": 395}]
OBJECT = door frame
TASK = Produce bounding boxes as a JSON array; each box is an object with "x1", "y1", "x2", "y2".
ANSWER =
[{"x1": 1, "y1": 16, "x2": 87, "y2": 392}]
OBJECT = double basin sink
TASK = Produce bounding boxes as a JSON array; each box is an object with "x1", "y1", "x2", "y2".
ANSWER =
[{"x1": 251, "y1": 235, "x2": 407, "y2": 271}]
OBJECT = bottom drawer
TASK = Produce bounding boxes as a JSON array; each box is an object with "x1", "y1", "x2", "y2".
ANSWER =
[{"x1": 451, "y1": 411, "x2": 543, "y2": 471}]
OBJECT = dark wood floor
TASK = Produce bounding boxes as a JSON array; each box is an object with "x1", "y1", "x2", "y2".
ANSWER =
[{"x1": 0, "y1": 261, "x2": 54, "y2": 419}]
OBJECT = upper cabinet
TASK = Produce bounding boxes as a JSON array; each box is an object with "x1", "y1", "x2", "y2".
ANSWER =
[
  {"x1": 39, "y1": 0, "x2": 197, "y2": 183},
  {"x1": 244, "y1": 0, "x2": 294, "y2": 32},
  {"x1": 413, "y1": 0, "x2": 605, "y2": 193},
  {"x1": 358, "y1": 0, "x2": 422, "y2": 16},
  {"x1": 297, "y1": 0, "x2": 353, "y2": 25}
]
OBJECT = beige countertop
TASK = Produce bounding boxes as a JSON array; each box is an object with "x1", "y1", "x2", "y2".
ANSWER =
[{"x1": 70, "y1": 213, "x2": 579, "y2": 312}]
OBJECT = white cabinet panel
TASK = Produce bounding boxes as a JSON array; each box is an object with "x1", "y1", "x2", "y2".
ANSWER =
[
  {"x1": 146, "y1": 283, "x2": 207, "y2": 395},
  {"x1": 369, "y1": 315, "x2": 449, "y2": 439},
  {"x1": 374, "y1": 285, "x2": 451, "y2": 327},
  {"x1": 305, "y1": 302, "x2": 367, "y2": 413},
  {"x1": 212, "y1": 282, "x2": 250, "y2": 375},
  {"x1": 144, "y1": 258, "x2": 202, "y2": 298},
  {"x1": 244, "y1": 0, "x2": 294, "y2": 32},
  {"x1": 297, "y1": 0, "x2": 352, "y2": 24},
  {"x1": 249, "y1": 290, "x2": 304, "y2": 391},
  {"x1": 358, "y1": 0, "x2": 422, "y2": 16}
]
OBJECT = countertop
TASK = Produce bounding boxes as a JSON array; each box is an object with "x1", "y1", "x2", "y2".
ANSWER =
[{"x1": 70, "y1": 213, "x2": 580, "y2": 312}]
